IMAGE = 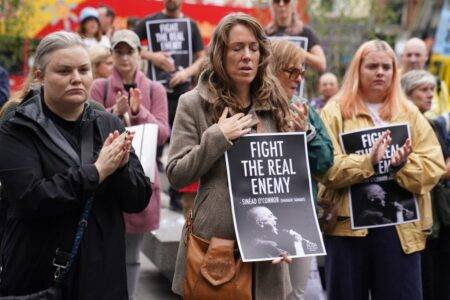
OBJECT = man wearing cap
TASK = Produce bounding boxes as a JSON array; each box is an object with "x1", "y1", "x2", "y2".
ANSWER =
[
  {"x1": 90, "y1": 29, "x2": 170, "y2": 300},
  {"x1": 134, "y1": 0, "x2": 205, "y2": 211}
]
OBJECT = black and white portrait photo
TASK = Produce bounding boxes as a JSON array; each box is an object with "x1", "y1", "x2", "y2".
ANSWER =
[
  {"x1": 351, "y1": 182, "x2": 418, "y2": 228},
  {"x1": 244, "y1": 206, "x2": 319, "y2": 260}
]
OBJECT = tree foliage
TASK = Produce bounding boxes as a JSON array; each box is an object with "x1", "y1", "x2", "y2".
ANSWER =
[
  {"x1": 0, "y1": 0, "x2": 36, "y2": 73},
  {"x1": 303, "y1": 0, "x2": 404, "y2": 97}
]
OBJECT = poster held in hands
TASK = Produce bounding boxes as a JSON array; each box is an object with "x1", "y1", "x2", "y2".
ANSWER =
[
  {"x1": 339, "y1": 123, "x2": 419, "y2": 230},
  {"x1": 225, "y1": 132, "x2": 326, "y2": 262},
  {"x1": 126, "y1": 123, "x2": 158, "y2": 183},
  {"x1": 145, "y1": 18, "x2": 192, "y2": 89}
]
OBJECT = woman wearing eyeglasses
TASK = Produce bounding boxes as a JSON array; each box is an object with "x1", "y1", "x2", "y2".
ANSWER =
[
  {"x1": 90, "y1": 29, "x2": 169, "y2": 300},
  {"x1": 270, "y1": 39, "x2": 333, "y2": 300},
  {"x1": 266, "y1": 0, "x2": 326, "y2": 73}
]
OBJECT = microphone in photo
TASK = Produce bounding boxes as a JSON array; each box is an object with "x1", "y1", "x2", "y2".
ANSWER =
[{"x1": 282, "y1": 229, "x2": 318, "y2": 252}]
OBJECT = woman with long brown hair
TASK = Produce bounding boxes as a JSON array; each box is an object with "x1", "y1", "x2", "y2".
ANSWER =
[
  {"x1": 319, "y1": 40, "x2": 445, "y2": 299},
  {"x1": 167, "y1": 13, "x2": 294, "y2": 299}
]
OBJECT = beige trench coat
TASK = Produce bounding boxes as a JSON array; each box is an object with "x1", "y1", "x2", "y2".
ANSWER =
[{"x1": 167, "y1": 81, "x2": 291, "y2": 299}]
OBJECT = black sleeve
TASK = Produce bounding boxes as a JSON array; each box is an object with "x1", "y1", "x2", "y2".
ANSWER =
[
  {"x1": 302, "y1": 26, "x2": 320, "y2": 52},
  {"x1": 134, "y1": 17, "x2": 149, "y2": 40},
  {"x1": 107, "y1": 117, "x2": 152, "y2": 213},
  {"x1": 430, "y1": 119, "x2": 450, "y2": 159},
  {"x1": 0, "y1": 67, "x2": 9, "y2": 107},
  {"x1": 190, "y1": 20, "x2": 204, "y2": 53},
  {"x1": 0, "y1": 124, "x2": 99, "y2": 218}
]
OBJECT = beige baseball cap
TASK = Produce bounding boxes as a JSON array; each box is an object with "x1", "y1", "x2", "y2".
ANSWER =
[{"x1": 110, "y1": 29, "x2": 141, "y2": 51}]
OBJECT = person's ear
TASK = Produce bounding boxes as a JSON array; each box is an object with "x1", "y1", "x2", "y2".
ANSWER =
[{"x1": 35, "y1": 69, "x2": 44, "y2": 84}]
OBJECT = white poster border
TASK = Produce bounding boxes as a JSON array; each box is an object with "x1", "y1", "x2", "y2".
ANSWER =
[{"x1": 145, "y1": 18, "x2": 193, "y2": 84}]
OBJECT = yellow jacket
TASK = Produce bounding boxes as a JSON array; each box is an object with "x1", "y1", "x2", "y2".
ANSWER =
[{"x1": 318, "y1": 100, "x2": 446, "y2": 254}]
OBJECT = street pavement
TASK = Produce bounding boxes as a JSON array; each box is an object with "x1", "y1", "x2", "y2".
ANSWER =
[
  {"x1": 136, "y1": 253, "x2": 179, "y2": 300},
  {"x1": 135, "y1": 148, "x2": 180, "y2": 299}
]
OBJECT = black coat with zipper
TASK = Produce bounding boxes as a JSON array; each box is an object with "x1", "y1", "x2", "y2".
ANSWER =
[{"x1": 0, "y1": 91, "x2": 151, "y2": 299}]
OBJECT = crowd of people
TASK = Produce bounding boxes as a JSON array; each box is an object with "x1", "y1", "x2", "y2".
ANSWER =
[{"x1": 0, "y1": 0, "x2": 449, "y2": 300}]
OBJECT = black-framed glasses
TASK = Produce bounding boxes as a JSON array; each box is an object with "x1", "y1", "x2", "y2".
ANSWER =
[
  {"x1": 283, "y1": 66, "x2": 306, "y2": 80},
  {"x1": 273, "y1": 0, "x2": 291, "y2": 5}
]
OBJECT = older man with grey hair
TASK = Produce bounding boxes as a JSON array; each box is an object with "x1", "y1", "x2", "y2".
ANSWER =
[
  {"x1": 401, "y1": 37, "x2": 449, "y2": 117},
  {"x1": 401, "y1": 38, "x2": 429, "y2": 72}
]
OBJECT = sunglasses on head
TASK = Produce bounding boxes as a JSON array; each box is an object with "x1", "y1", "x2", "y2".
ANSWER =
[
  {"x1": 284, "y1": 66, "x2": 306, "y2": 80},
  {"x1": 273, "y1": 0, "x2": 291, "y2": 5}
]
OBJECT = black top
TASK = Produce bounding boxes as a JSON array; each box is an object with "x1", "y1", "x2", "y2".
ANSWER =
[
  {"x1": 429, "y1": 119, "x2": 450, "y2": 160},
  {"x1": 42, "y1": 100, "x2": 83, "y2": 156},
  {"x1": 269, "y1": 25, "x2": 320, "y2": 52}
]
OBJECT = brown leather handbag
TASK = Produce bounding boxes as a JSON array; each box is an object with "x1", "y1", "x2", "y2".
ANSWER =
[{"x1": 183, "y1": 211, "x2": 252, "y2": 300}]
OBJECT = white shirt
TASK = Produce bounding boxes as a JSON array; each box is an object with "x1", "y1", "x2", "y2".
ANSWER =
[
  {"x1": 364, "y1": 102, "x2": 388, "y2": 127},
  {"x1": 82, "y1": 35, "x2": 111, "y2": 49}
]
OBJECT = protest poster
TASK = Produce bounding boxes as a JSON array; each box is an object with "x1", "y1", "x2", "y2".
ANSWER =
[
  {"x1": 268, "y1": 36, "x2": 308, "y2": 97},
  {"x1": 145, "y1": 18, "x2": 193, "y2": 88},
  {"x1": 339, "y1": 123, "x2": 419, "y2": 230},
  {"x1": 126, "y1": 123, "x2": 158, "y2": 183},
  {"x1": 225, "y1": 132, "x2": 326, "y2": 262}
]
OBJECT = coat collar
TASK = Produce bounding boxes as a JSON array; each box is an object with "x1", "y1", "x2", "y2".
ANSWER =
[
  {"x1": 16, "y1": 89, "x2": 98, "y2": 124},
  {"x1": 14, "y1": 89, "x2": 98, "y2": 165},
  {"x1": 196, "y1": 71, "x2": 275, "y2": 112}
]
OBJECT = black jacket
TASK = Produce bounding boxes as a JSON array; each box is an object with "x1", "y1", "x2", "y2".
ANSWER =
[{"x1": 0, "y1": 92, "x2": 151, "y2": 299}]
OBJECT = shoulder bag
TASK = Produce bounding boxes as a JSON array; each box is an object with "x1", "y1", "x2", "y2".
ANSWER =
[{"x1": 183, "y1": 210, "x2": 252, "y2": 300}]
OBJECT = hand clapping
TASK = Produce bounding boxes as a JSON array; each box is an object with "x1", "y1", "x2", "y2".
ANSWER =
[
  {"x1": 370, "y1": 130, "x2": 412, "y2": 168},
  {"x1": 370, "y1": 130, "x2": 392, "y2": 165},
  {"x1": 129, "y1": 88, "x2": 141, "y2": 115},
  {"x1": 391, "y1": 138, "x2": 412, "y2": 167},
  {"x1": 94, "y1": 130, "x2": 135, "y2": 183},
  {"x1": 290, "y1": 102, "x2": 309, "y2": 132},
  {"x1": 114, "y1": 91, "x2": 129, "y2": 116}
]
